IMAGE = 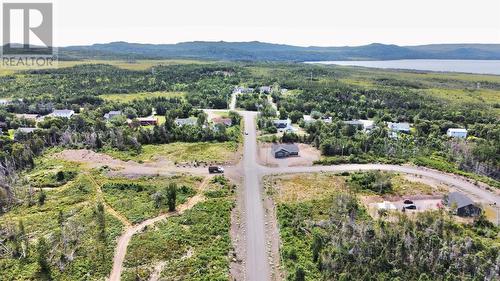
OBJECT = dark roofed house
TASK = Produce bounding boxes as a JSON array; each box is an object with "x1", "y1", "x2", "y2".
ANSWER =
[
  {"x1": 271, "y1": 143, "x2": 299, "y2": 158},
  {"x1": 273, "y1": 118, "x2": 291, "y2": 129},
  {"x1": 445, "y1": 192, "x2": 482, "y2": 217}
]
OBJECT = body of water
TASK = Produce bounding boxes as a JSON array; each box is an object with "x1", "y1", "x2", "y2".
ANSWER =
[{"x1": 307, "y1": 60, "x2": 500, "y2": 75}]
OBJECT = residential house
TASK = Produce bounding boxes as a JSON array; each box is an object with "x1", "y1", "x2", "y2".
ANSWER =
[
  {"x1": 16, "y1": 127, "x2": 38, "y2": 133},
  {"x1": 234, "y1": 86, "x2": 254, "y2": 94},
  {"x1": 212, "y1": 117, "x2": 232, "y2": 127},
  {"x1": 104, "y1": 110, "x2": 122, "y2": 120},
  {"x1": 272, "y1": 143, "x2": 300, "y2": 158},
  {"x1": 273, "y1": 118, "x2": 296, "y2": 132},
  {"x1": 387, "y1": 122, "x2": 410, "y2": 138},
  {"x1": 175, "y1": 117, "x2": 198, "y2": 127},
  {"x1": 344, "y1": 119, "x2": 375, "y2": 131},
  {"x1": 49, "y1": 109, "x2": 75, "y2": 119},
  {"x1": 14, "y1": 127, "x2": 38, "y2": 140},
  {"x1": 15, "y1": 114, "x2": 40, "y2": 122},
  {"x1": 136, "y1": 117, "x2": 158, "y2": 126},
  {"x1": 447, "y1": 128, "x2": 468, "y2": 138},
  {"x1": 445, "y1": 192, "x2": 481, "y2": 217},
  {"x1": 259, "y1": 86, "x2": 271, "y2": 94},
  {"x1": 273, "y1": 118, "x2": 291, "y2": 129}
]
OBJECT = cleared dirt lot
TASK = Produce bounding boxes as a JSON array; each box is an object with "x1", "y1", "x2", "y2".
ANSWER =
[
  {"x1": 54, "y1": 149, "x2": 209, "y2": 178},
  {"x1": 258, "y1": 143, "x2": 320, "y2": 167}
]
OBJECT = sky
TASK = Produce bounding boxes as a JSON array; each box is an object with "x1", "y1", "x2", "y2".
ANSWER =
[{"x1": 41, "y1": 0, "x2": 500, "y2": 46}]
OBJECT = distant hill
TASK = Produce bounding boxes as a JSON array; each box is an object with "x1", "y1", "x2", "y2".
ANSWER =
[{"x1": 59, "y1": 41, "x2": 500, "y2": 61}]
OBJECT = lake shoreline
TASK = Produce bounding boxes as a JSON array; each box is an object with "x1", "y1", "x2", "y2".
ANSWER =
[{"x1": 305, "y1": 59, "x2": 500, "y2": 75}]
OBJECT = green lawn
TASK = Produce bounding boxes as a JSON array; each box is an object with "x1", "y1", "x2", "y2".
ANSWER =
[{"x1": 99, "y1": 91, "x2": 185, "y2": 102}]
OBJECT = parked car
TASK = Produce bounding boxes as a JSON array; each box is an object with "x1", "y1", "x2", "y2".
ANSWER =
[
  {"x1": 403, "y1": 199, "x2": 414, "y2": 205},
  {"x1": 208, "y1": 166, "x2": 224, "y2": 174},
  {"x1": 404, "y1": 204, "x2": 417, "y2": 210}
]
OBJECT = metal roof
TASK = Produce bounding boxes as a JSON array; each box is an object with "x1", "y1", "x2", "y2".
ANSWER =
[
  {"x1": 447, "y1": 192, "x2": 475, "y2": 209},
  {"x1": 271, "y1": 143, "x2": 299, "y2": 154}
]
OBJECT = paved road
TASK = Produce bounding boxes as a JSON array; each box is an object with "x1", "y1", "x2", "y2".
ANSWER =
[
  {"x1": 240, "y1": 111, "x2": 270, "y2": 281},
  {"x1": 236, "y1": 109, "x2": 499, "y2": 281}
]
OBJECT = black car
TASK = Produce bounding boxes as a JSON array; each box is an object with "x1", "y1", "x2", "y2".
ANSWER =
[
  {"x1": 403, "y1": 199, "x2": 414, "y2": 205},
  {"x1": 404, "y1": 204, "x2": 417, "y2": 210}
]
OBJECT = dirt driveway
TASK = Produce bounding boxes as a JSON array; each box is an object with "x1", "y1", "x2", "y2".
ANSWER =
[{"x1": 258, "y1": 143, "x2": 320, "y2": 167}]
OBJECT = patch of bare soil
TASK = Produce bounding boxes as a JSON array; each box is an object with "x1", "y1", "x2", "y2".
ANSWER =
[
  {"x1": 53, "y1": 149, "x2": 209, "y2": 178},
  {"x1": 258, "y1": 143, "x2": 320, "y2": 168}
]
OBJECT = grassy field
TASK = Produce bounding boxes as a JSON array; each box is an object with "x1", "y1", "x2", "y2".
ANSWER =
[
  {"x1": 96, "y1": 175, "x2": 202, "y2": 223},
  {"x1": 264, "y1": 173, "x2": 347, "y2": 204},
  {"x1": 99, "y1": 91, "x2": 185, "y2": 102},
  {"x1": 104, "y1": 142, "x2": 239, "y2": 164},
  {"x1": 121, "y1": 177, "x2": 235, "y2": 281}
]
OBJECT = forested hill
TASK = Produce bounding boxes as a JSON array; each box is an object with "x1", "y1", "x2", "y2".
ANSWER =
[{"x1": 60, "y1": 41, "x2": 500, "y2": 61}]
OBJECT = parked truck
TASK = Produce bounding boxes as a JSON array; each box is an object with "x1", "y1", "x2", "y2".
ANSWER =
[{"x1": 208, "y1": 166, "x2": 224, "y2": 174}]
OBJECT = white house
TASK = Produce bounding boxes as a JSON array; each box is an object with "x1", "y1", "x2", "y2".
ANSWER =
[
  {"x1": 447, "y1": 128, "x2": 467, "y2": 138},
  {"x1": 387, "y1": 122, "x2": 411, "y2": 138},
  {"x1": 104, "y1": 111, "x2": 122, "y2": 120},
  {"x1": 387, "y1": 122, "x2": 410, "y2": 133},
  {"x1": 175, "y1": 117, "x2": 198, "y2": 127},
  {"x1": 344, "y1": 119, "x2": 375, "y2": 132},
  {"x1": 50, "y1": 109, "x2": 75, "y2": 118},
  {"x1": 259, "y1": 86, "x2": 271, "y2": 94},
  {"x1": 234, "y1": 86, "x2": 254, "y2": 94}
]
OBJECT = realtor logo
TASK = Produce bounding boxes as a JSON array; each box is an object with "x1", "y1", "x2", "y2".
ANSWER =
[{"x1": 1, "y1": 2, "x2": 56, "y2": 67}]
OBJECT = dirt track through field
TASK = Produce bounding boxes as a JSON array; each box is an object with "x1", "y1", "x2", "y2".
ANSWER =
[{"x1": 107, "y1": 176, "x2": 211, "y2": 281}]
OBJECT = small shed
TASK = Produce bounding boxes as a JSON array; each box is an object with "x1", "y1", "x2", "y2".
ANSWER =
[
  {"x1": 50, "y1": 109, "x2": 75, "y2": 118},
  {"x1": 271, "y1": 143, "x2": 299, "y2": 158},
  {"x1": 447, "y1": 128, "x2": 467, "y2": 138},
  {"x1": 136, "y1": 117, "x2": 158, "y2": 126},
  {"x1": 446, "y1": 192, "x2": 481, "y2": 217}
]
